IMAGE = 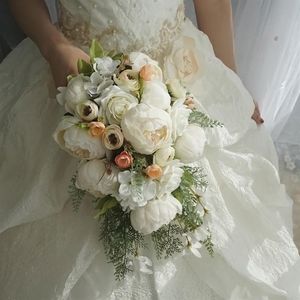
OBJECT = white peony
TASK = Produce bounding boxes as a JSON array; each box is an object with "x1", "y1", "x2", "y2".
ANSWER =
[
  {"x1": 116, "y1": 171, "x2": 157, "y2": 210},
  {"x1": 57, "y1": 76, "x2": 89, "y2": 114},
  {"x1": 141, "y1": 81, "x2": 171, "y2": 110},
  {"x1": 76, "y1": 159, "x2": 119, "y2": 197},
  {"x1": 153, "y1": 146, "x2": 175, "y2": 167},
  {"x1": 129, "y1": 52, "x2": 159, "y2": 72},
  {"x1": 53, "y1": 116, "x2": 106, "y2": 160},
  {"x1": 101, "y1": 86, "x2": 139, "y2": 125},
  {"x1": 166, "y1": 78, "x2": 187, "y2": 99},
  {"x1": 93, "y1": 56, "x2": 119, "y2": 76},
  {"x1": 157, "y1": 160, "x2": 184, "y2": 196},
  {"x1": 170, "y1": 99, "x2": 192, "y2": 141},
  {"x1": 121, "y1": 103, "x2": 172, "y2": 155},
  {"x1": 130, "y1": 194, "x2": 182, "y2": 235},
  {"x1": 175, "y1": 124, "x2": 206, "y2": 163}
]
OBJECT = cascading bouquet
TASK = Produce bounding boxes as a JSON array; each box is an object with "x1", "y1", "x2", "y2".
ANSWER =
[{"x1": 53, "y1": 40, "x2": 222, "y2": 280}]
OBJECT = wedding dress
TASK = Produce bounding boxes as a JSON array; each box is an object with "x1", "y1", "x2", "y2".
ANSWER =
[{"x1": 0, "y1": 1, "x2": 300, "y2": 299}]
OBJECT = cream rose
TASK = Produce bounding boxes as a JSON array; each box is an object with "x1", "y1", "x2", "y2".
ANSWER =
[
  {"x1": 130, "y1": 194, "x2": 182, "y2": 235},
  {"x1": 101, "y1": 86, "x2": 139, "y2": 125},
  {"x1": 121, "y1": 103, "x2": 172, "y2": 155},
  {"x1": 175, "y1": 124, "x2": 206, "y2": 163},
  {"x1": 75, "y1": 100, "x2": 99, "y2": 122},
  {"x1": 53, "y1": 116, "x2": 106, "y2": 160},
  {"x1": 76, "y1": 159, "x2": 119, "y2": 197},
  {"x1": 141, "y1": 81, "x2": 171, "y2": 110},
  {"x1": 114, "y1": 69, "x2": 140, "y2": 93}
]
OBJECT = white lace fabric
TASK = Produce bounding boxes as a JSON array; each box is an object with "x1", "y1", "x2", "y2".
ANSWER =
[{"x1": 0, "y1": 1, "x2": 300, "y2": 299}]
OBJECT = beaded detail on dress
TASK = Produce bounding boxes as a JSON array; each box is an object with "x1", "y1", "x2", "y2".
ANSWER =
[{"x1": 58, "y1": 0, "x2": 185, "y2": 61}]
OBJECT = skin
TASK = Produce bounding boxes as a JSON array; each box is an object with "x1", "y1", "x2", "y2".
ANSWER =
[{"x1": 9, "y1": 0, "x2": 262, "y2": 123}]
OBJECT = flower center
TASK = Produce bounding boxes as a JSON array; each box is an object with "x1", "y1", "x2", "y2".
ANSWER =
[
  {"x1": 108, "y1": 134, "x2": 118, "y2": 145},
  {"x1": 83, "y1": 106, "x2": 92, "y2": 116}
]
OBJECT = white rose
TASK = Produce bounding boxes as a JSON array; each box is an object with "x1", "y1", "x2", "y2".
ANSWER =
[
  {"x1": 141, "y1": 81, "x2": 171, "y2": 110},
  {"x1": 121, "y1": 103, "x2": 172, "y2": 155},
  {"x1": 57, "y1": 76, "x2": 89, "y2": 114},
  {"x1": 129, "y1": 52, "x2": 159, "y2": 72},
  {"x1": 164, "y1": 36, "x2": 200, "y2": 85},
  {"x1": 75, "y1": 100, "x2": 99, "y2": 121},
  {"x1": 76, "y1": 159, "x2": 119, "y2": 197},
  {"x1": 166, "y1": 78, "x2": 187, "y2": 99},
  {"x1": 101, "y1": 86, "x2": 139, "y2": 125},
  {"x1": 130, "y1": 194, "x2": 182, "y2": 235},
  {"x1": 53, "y1": 116, "x2": 106, "y2": 160},
  {"x1": 116, "y1": 170, "x2": 157, "y2": 210},
  {"x1": 175, "y1": 124, "x2": 206, "y2": 163},
  {"x1": 114, "y1": 70, "x2": 140, "y2": 93},
  {"x1": 170, "y1": 99, "x2": 192, "y2": 141},
  {"x1": 157, "y1": 160, "x2": 184, "y2": 196},
  {"x1": 153, "y1": 146, "x2": 175, "y2": 167},
  {"x1": 93, "y1": 56, "x2": 119, "y2": 76}
]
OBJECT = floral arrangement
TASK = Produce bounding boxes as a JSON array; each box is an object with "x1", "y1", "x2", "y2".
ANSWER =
[{"x1": 53, "y1": 40, "x2": 222, "y2": 280}]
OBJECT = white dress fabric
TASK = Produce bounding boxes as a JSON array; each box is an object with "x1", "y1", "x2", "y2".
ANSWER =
[{"x1": 0, "y1": 1, "x2": 300, "y2": 299}]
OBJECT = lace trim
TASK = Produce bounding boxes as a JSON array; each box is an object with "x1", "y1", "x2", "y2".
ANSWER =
[{"x1": 58, "y1": 2, "x2": 185, "y2": 61}]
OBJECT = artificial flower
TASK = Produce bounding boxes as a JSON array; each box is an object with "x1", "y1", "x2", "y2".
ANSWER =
[{"x1": 102, "y1": 124, "x2": 124, "y2": 150}]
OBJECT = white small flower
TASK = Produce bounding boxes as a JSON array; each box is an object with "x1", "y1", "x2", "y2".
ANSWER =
[
  {"x1": 170, "y1": 99, "x2": 191, "y2": 141},
  {"x1": 53, "y1": 116, "x2": 106, "y2": 160},
  {"x1": 166, "y1": 78, "x2": 186, "y2": 99},
  {"x1": 129, "y1": 52, "x2": 159, "y2": 72},
  {"x1": 116, "y1": 171, "x2": 157, "y2": 210},
  {"x1": 76, "y1": 159, "x2": 119, "y2": 197},
  {"x1": 93, "y1": 56, "x2": 119, "y2": 76},
  {"x1": 130, "y1": 194, "x2": 182, "y2": 235},
  {"x1": 121, "y1": 103, "x2": 172, "y2": 155},
  {"x1": 175, "y1": 124, "x2": 206, "y2": 163},
  {"x1": 185, "y1": 235, "x2": 202, "y2": 258},
  {"x1": 153, "y1": 146, "x2": 175, "y2": 167},
  {"x1": 141, "y1": 81, "x2": 171, "y2": 110},
  {"x1": 157, "y1": 160, "x2": 184, "y2": 196},
  {"x1": 75, "y1": 100, "x2": 98, "y2": 121}
]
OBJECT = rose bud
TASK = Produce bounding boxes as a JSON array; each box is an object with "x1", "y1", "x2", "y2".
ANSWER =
[
  {"x1": 102, "y1": 124, "x2": 124, "y2": 150},
  {"x1": 145, "y1": 164, "x2": 163, "y2": 180},
  {"x1": 114, "y1": 151, "x2": 133, "y2": 169},
  {"x1": 88, "y1": 122, "x2": 105, "y2": 137},
  {"x1": 76, "y1": 100, "x2": 99, "y2": 121},
  {"x1": 184, "y1": 97, "x2": 196, "y2": 109},
  {"x1": 139, "y1": 64, "x2": 163, "y2": 81}
]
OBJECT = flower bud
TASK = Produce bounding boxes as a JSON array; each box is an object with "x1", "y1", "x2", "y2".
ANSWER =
[
  {"x1": 88, "y1": 122, "x2": 105, "y2": 137},
  {"x1": 145, "y1": 164, "x2": 163, "y2": 180},
  {"x1": 114, "y1": 151, "x2": 133, "y2": 169}
]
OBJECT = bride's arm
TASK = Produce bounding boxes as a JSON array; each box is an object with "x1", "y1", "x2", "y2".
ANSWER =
[
  {"x1": 193, "y1": 0, "x2": 236, "y2": 72},
  {"x1": 8, "y1": 0, "x2": 89, "y2": 87}
]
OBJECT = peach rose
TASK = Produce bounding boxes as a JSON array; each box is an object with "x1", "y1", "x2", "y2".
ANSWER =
[
  {"x1": 184, "y1": 97, "x2": 196, "y2": 109},
  {"x1": 88, "y1": 122, "x2": 105, "y2": 137},
  {"x1": 145, "y1": 164, "x2": 163, "y2": 180},
  {"x1": 139, "y1": 64, "x2": 162, "y2": 81},
  {"x1": 114, "y1": 151, "x2": 133, "y2": 169}
]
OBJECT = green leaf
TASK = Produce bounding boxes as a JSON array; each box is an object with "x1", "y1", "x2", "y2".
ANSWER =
[
  {"x1": 77, "y1": 59, "x2": 93, "y2": 76},
  {"x1": 89, "y1": 39, "x2": 104, "y2": 60},
  {"x1": 94, "y1": 196, "x2": 118, "y2": 219},
  {"x1": 69, "y1": 173, "x2": 86, "y2": 212},
  {"x1": 188, "y1": 110, "x2": 223, "y2": 128},
  {"x1": 112, "y1": 53, "x2": 123, "y2": 61}
]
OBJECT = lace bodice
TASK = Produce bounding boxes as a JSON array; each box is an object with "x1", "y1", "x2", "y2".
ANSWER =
[{"x1": 58, "y1": 0, "x2": 185, "y2": 60}]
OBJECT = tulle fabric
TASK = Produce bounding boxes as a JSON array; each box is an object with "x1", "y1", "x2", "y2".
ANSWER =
[{"x1": 0, "y1": 1, "x2": 300, "y2": 299}]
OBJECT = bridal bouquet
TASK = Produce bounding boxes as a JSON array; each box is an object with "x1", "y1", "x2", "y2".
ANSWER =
[{"x1": 54, "y1": 40, "x2": 222, "y2": 280}]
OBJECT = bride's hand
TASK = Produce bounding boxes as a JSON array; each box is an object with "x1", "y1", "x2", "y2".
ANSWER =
[
  {"x1": 251, "y1": 101, "x2": 264, "y2": 125},
  {"x1": 46, "y1": 40, "x2": 90, "y2": 87}
]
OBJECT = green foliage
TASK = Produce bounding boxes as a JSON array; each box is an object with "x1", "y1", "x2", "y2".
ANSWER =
[
  {"x1": 77, "y1": 59, "x2": 93, "y2": 76},
  {"x1": 89, "y1": 39, "x2": 105, "y2": 61},
  {"x1": 189, "y1": 110, "x2": 223, "y2": 128},
  {"x1": 69, "y1": 174, "x2": 86, "y2": 212},
  {"x1": 202, "y1": 232, "x2": 214, "y2": 257},
  {"x1": 99, "y1": 205, "x2": 146, "y2": 280},
  {"x1": 94, "y1": 195, "x2": 118, "y2": 219},
  {"x1": 151, "y1": 223, "x2": 184, "y2": 259}
]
